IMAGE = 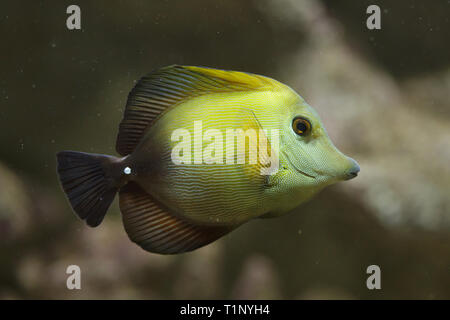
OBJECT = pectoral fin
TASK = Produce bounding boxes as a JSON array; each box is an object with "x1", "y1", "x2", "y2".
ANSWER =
[{"x1": 233, "y1": 108, "x2": 279, "y2": 178}]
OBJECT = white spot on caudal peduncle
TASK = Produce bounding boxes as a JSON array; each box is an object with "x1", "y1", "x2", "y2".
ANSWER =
[{"x1": 123, "y1": 166, "x2": 131, "y2": 175}]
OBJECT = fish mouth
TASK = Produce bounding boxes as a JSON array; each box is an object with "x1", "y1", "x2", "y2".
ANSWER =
[{"x1": 282, "y1": 151, "x2": 316, "y2": 179}]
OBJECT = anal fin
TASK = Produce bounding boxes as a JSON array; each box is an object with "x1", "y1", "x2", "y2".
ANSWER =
[{"x1": 119, "y1": 182, "x2": 233, "y2": 254}]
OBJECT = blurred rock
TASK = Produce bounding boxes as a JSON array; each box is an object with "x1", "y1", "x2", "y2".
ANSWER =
[
  {"x1": 297, "y1": 286, "x2": 354, "y2": 300},
  {"x1": 403, "y1": 69, "x2": 450, "y2": 118},
  {"x1": 0, "y1": 163, "x2": 32, "y2": 242},
  {"x1": 231, "y1": 254, "x2": 281, "y2": 299},
  {"x1": 17, "y1": 254, "x2": 45, "y2": 292},
  {"x1": 173, "y1": 242, "x2": 223, "y2": 299}
]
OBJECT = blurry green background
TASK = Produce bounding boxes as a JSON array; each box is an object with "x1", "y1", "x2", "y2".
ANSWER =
[{"x1": 1, "y1": 0, "x2": 449, "y2": 299}]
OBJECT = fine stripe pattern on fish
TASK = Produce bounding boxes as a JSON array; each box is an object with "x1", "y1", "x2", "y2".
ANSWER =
[{"x1": 56, "y1": 65, "x2": 360, "y2": 254}]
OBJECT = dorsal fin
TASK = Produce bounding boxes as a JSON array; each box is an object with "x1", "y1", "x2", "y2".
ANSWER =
[{"x1": 116, "y1": 65, "x2": 281, "y2": 156}]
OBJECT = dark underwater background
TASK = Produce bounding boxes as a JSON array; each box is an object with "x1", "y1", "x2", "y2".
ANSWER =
[{"x1": 0, "y1": 0, "x2": 449, "y2": 299}]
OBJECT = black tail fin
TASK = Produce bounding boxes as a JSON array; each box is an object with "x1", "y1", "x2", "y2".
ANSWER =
[{"x1": 56, "y1": 151, "x2": 120, "y2": 227}]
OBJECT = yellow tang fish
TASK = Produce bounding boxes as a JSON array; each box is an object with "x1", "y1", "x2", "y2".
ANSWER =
[{"x1": 57, "y1": 65, "x2": 359, "y2": 254}]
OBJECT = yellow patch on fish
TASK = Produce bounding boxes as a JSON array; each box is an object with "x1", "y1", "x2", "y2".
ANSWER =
[{"x1": 56, "y1": 65, "x2": 360, "y2": 254}]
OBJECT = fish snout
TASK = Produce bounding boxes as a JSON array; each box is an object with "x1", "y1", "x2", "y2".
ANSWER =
[{"x1": 343, "y1": 158, "x2": 360, "y2": 180}]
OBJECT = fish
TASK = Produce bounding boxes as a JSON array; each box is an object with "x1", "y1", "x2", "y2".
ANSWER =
[{"x1": 56, "y1": 65, "x2": 360, "y2": 255}]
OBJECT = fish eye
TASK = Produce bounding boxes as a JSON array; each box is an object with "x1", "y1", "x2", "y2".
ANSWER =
[{"x1": 292, "y1": 117, "x2": 312, "y2": 136}]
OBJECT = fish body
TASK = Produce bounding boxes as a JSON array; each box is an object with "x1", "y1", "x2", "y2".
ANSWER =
[{"x1": 57, "y1": 65, "x2": 359, "y2": 254}]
